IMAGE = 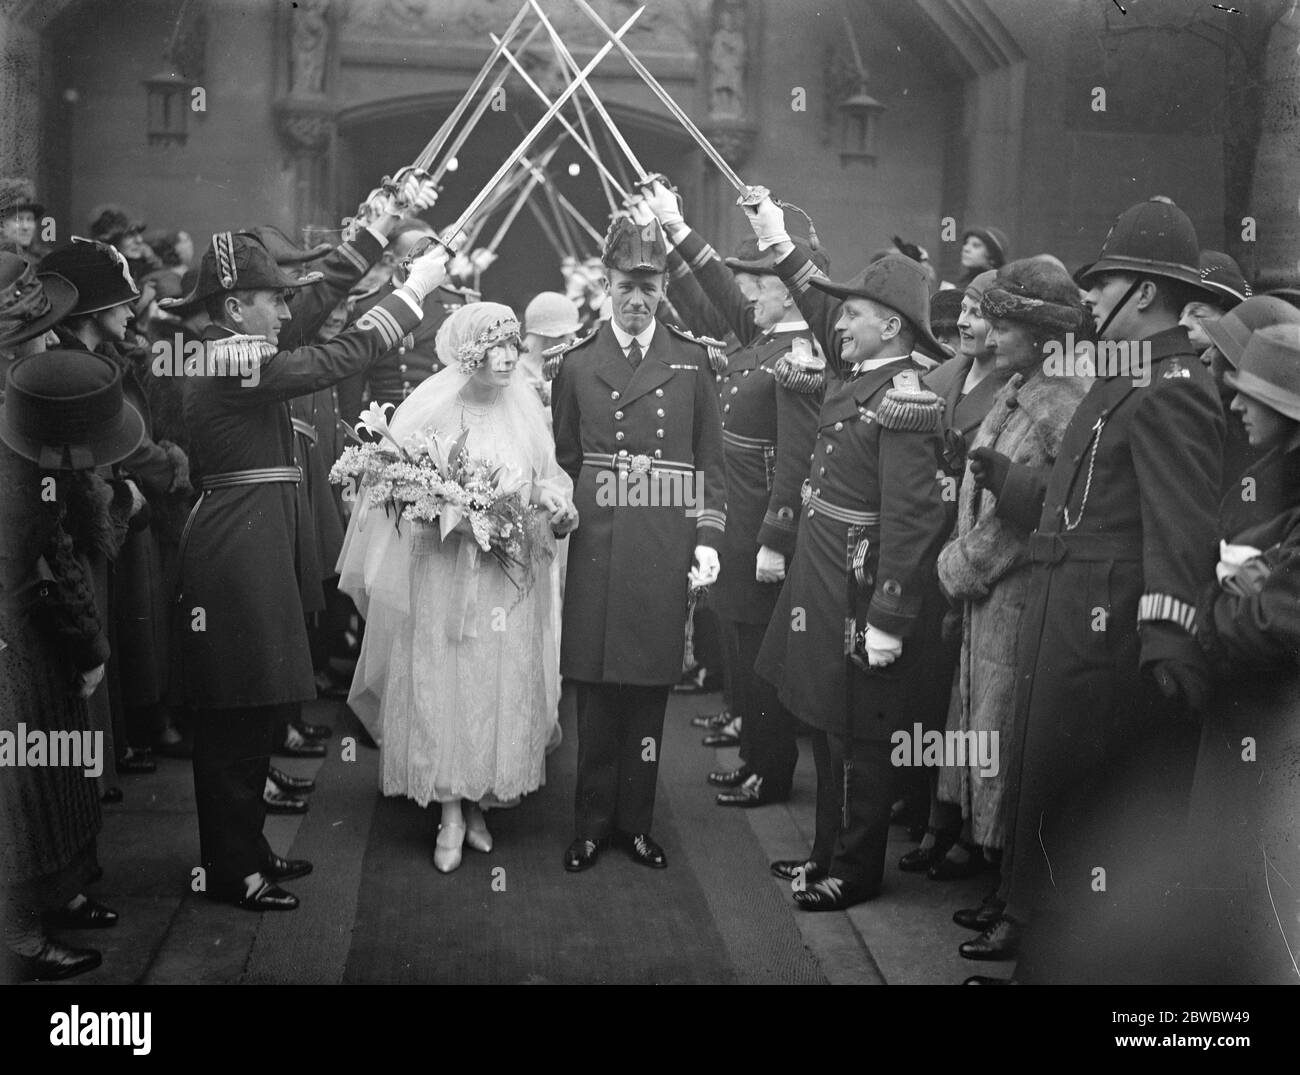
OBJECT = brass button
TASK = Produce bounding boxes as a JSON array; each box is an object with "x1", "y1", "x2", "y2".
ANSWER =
[
  {"x1": 730, "y1": 386, "x2": 739, "y2": 395},
  {"x1": 655, "y1": 429, "x2": 665, "y2": 439},
  {"x1": 616, "y1": 431, "x2": 625, "y2": 442},
  {"x1": 656, "y1": 408, "x2": 665, "y2": 418},
  {"x1": 820, "y1": 467, "x2": 826, "y2": 476},
  {"x1": 835, "y1": 421, "x2": 844, "y2": 431},
  {"x1": 399, "y1": 363, "x2": 408, "y2": 373},
  {"x1": 615, "y1": 410, "x2": 624, "y2": 420},
  {"x1": 743, "y1": 369, "x2": 751, "y2": 377},
  {"x1": 655, "y1": 388, "x2": 664, "y2": 397},
  {"x1": 724, "y1": 404, "x2": 731, "y2": 412},
  {"x1": 654, "y1": 449, "x2": 663, "y2": 458},
  {"x1": 807, "y1": 508, "x2": 816, "y2": 517},
  {"x1": 825, "y1": 444, "x2": 834, "y2": 454},
  {"x1": 611, "y1": 391, "x2": 621, "y2": 400}
]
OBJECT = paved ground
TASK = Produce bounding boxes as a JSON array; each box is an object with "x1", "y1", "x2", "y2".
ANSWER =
[{"x1": 35, "y1": 690, "x2": 1003, "y2": 986}]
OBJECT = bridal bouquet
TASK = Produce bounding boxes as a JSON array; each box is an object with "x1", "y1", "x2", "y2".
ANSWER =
[{"x1": 330, "y1": 402, "x2": 538, "y2": 585}]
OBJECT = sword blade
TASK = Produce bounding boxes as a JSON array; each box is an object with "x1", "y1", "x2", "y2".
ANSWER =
[
  {"x1": 490, "y1": 31, "x2": 631, "y2": 201},
  {"x1": 414, "y1": 0, "x2": 532, "y2": 172},
  {"x1": 528, "y1": 0, "x2": 650, "y2": 182},
  {"x1": 571, "y1": 0, "x2": 749, "y2": 195},
  {"x1": 485, "y1": 143, "x2": 560, "y2": 253},
  {"x1": 444, "y1": 6, "x2": 644, "y2": 244}
]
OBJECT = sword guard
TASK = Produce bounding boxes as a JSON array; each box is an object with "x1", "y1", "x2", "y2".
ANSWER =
[
  {"x1": 736, "y1": 184, "x2": 771, "y2": 208},
  {"x1": 638, "y1": 172, "x2": 672, "y2": 192}
]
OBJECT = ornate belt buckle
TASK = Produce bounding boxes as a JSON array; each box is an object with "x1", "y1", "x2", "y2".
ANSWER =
[{"x1": 629, "y1": 454, "x2": 653, "y2": 474}]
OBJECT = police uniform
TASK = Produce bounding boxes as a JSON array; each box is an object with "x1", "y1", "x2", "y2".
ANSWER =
[
  {"x1": 550, "y1": 219, "x2": 726, "y2": 856},
  {"x1": 755, "y1": 250, "x2": 951, "y2": 902},
  {"x1": 669, "y1": 226, "x2": 826, "y2": 801}
]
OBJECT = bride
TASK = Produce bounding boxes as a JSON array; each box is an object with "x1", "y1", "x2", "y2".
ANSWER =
[{"x1": 338, "y1": 302, "x2": 577, "y2": 872}]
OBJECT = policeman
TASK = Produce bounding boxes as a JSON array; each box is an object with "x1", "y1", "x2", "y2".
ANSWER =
[
  {"x1": 551, "y1": 216, "x2": 727, "y2": 873},
  {"x1": 966, "y1": 196, "x2": 1225, "y2": 978},
  {"x1": 641, "y1": 180, "x2": 826, "y2": 808},
  {"x1": 746, "y1": 195, "x2": 952, "y2": 910}
]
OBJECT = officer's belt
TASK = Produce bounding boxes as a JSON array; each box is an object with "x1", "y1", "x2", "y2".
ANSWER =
[
  {"x1": 200, "y1": 466, "x2": 303, "y2": 492},
  {"x1": 805, "y1": 491, "x2": 879, "y2": 527},
  {"x1": 290, "y1": 418, "x2": 317, "y2": 445},
  {"x1": 583, "y1": 452, "x2": 694, "y2": 475},
  {"x1": 722, "y1": 430, "x2": 776, "y2": 452},
  {"x1": 1028, "y1": 531, "x2": 1142, "y2": 564},
  {"x1": 177, "y1": 466, "x2": 304, "y2": 577}
]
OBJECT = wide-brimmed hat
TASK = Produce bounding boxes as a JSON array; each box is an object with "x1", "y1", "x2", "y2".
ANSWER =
[
  {"x1": 962, "y1": 225, "x2": 1009, "y2": 268},
  {"x1": 1197, "y1": 250, "x2": 1251, "y2": 307},
  {"x1": 88, "y1": 204, "x2": 145, "y2": 246},
  {"x1": 0, "y1": 252, "x2": 79, "y2": 349},
  {"x1": 1204, "y1": 295, "x2": 1300, "y2": 368},
  {"x1": 1263, "y1": 286, "x2": 1300, "y2": 311},
  {"x1": 1224, "y1": 325, "x2": 1300, "y2": 423},
  {"x1": 0, "y1": 350, "x2": 144, "y2": 470},
  {"x1": 726, "y1": 236, "x2": 829, "y2": 276},
  {"x1": 160, "y1": 231, "x2": 325, "y2": 314},
  {"x1": 807, "y1": 252, "x2": 949, "y2": 360},
  {"x1": 0, "y1": 177, "x2": 44, "y2": 220},
  {"x1": 39, "y1": 239, "x2": 139, "y2": 316},
  {"x1": 1077, "y1": 196, "x2": 1214, "y2": 296},
  {"x1": 524, "y1": 291, "x2": 581, "y2": 338}
]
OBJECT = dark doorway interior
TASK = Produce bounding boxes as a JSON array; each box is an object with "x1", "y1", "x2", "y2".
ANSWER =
[{"x1": 338, "y1": 98, "x2": 696, "y2": 316}]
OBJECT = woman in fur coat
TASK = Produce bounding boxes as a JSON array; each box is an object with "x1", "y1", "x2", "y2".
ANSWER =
[{"x1": 933, "y1": 259, "x2": 1091, "y2": 908}]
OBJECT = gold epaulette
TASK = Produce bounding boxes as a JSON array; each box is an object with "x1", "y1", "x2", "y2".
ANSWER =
[
  {"x1": 773, "y1": 354, "x2": 826, "y2": 395},
  {"x1": 541, "y1": 330, "x2": 595, "y2": 381},
  {"x1": 664, "y1": 322, "x2": 728, "y2": 373},
  {"x1": 877, "y1": 370, "x2": 945, "y2": 433},
  {"x1": 207, "y1": 334, "x2": 277, "y2": 373}
]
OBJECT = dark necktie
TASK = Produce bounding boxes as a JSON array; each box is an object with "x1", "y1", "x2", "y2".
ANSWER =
[{"x1": 626, "y1": 339, "x2": 643, "y2": 369}]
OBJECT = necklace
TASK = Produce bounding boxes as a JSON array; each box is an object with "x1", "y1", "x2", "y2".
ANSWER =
[{"x1": 457, "y1": 386, "x2": 501, "y2": 427}]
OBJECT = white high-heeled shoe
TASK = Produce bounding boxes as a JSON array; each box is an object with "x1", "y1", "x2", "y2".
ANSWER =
[
  {"x1": 433, "y1": 821, "x2": 466, "y2": 873},
  {"x1": 464, "y1": 804, "x2": 493, "y2": 854}
]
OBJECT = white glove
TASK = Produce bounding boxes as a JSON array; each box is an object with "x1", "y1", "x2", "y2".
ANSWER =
[
  {"x1": 626, "y1": 197, "x2": 655, "y2": 227},
  {"x1": 689, "y1": 545, "x2": 720, "y2": 588},
  {"x1": 744, "y1": 195, "x2": 789, "y2": 250},
  {"x1": 399, "y1": 245, "x2": 450, "y2": 304},
  {"x1": 864, "y1": 625, "x2": 903, "y2": 668},
  {"x1": 469, "y1": 247, "x2": 497, "y2": 272},
  {"x1": 755, "y1": 545, "x2": 786, "y2": 583},
  {"x1": 643, "y1": 180, "x2": 684, "y2": 230},
  {"x1": 77, "y1": 663, "x2": 105, "y2": 699},
  {"x1": 397, "y1": 168, "x2": 439, "y2": 216}
]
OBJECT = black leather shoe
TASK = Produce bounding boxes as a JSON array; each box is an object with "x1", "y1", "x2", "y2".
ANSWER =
[
  {"x1": 209, "y1": 878, "x2": 299, "y2": 911},
  {"x1": 264, "y1": 854, "x2": 313, "y2": 884},
  {"x1": 928, "y1": 844, "x2": 991, "y2": 881},
  {"x1": 15, "y1": 939, "x2": 102, "y2": 981},
  {"x1": 770, "y1": 859, "x2": 826, "y2": 884},
  {"x1": 898, "y1": 826, "x2": 958, "y2": 872},
  {"x1": 563, "y1": 837, "x2": 603, "y2": 872},
  {"x1": 268, "y1": 766, "x2": 315, "y2": 794},
  {"x1": 263, "y1": 785, "x2": 308, "y2": 814},
  {"x1": 707, "y1": 765, "x2": 750, "y2": 788},
  {"x1": 620, "y1": 832, "x2": 667, "y2": 868},
  {"x1": 44, "y1": 897, "x2": 119, "y2": 930},
  {"x1": 716, "y1": 775, "x2": 782, "y2": 807},
  {"x1": 954, "y1": 897, "x2": 1006, "y2": 932},
  {"x1": 273, "y1": 733, "x2": 327, "y2": 759},
  {"x1": 793, "y1": 876, "x2": 875, "y2": 912},
  {"x1": 690, "y1": 709, "x2": 731, "y2": 730},
  {"x1": 958, "y1": 916, "x2": 1021, "y2": 961},
  {"x1": 702, "y1": 717, "x2": 741, "y2": 747},
  {"x1": 293, "y1": 718, "x2": 332, "y2": 740}
]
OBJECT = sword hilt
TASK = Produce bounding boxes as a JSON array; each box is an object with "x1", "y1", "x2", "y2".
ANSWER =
[{"x1": 735, "y1": 186, "x2": 821, "y2": 251}]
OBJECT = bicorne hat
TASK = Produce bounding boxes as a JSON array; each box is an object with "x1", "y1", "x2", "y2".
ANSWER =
[
  {"x1": 807, "y1": 252, "x2": 950, "y2": 361},
  {"x1": 0, "y1": 350, "x2": 144, "y2": 470},
  {"x1": 602, "y1": 217, "x2": 668, "y2": 274},
  {"x1": 160, "y1": 232, "x2": 325, "y2": 314}
]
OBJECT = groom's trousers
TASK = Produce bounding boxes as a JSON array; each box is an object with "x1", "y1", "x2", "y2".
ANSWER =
[{"x1": 572, "y1": 682, "x2": 669, "y2": 839}]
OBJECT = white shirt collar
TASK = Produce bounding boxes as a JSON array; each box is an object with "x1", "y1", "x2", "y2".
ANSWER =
[
  {"x1": 610, "y1": 318, "x2": 656, "y2": 354},
  {"x1": 851, "y1": 349, "x2": 933, "y2": 375},
  {"x1": 769, "y1": 316, "x2": 809, "y2": 333}
]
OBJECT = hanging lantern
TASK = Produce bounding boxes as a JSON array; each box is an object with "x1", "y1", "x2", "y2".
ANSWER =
[
  {"x1": 838, "y1": 79, "x2": 885, "y2": 164},
  {"x1": 144, "y1": 71, "x2": 193, "y2": 146}
]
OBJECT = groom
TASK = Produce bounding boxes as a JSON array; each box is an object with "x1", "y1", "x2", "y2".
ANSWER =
[{"x1": 550, "y1": 216, "x2": 727, "y2": 872}]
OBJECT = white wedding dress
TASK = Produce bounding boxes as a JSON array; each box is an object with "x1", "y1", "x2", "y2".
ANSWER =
[{"x1": 337, "y1": 367, "x2": 571, "y2": 807}]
